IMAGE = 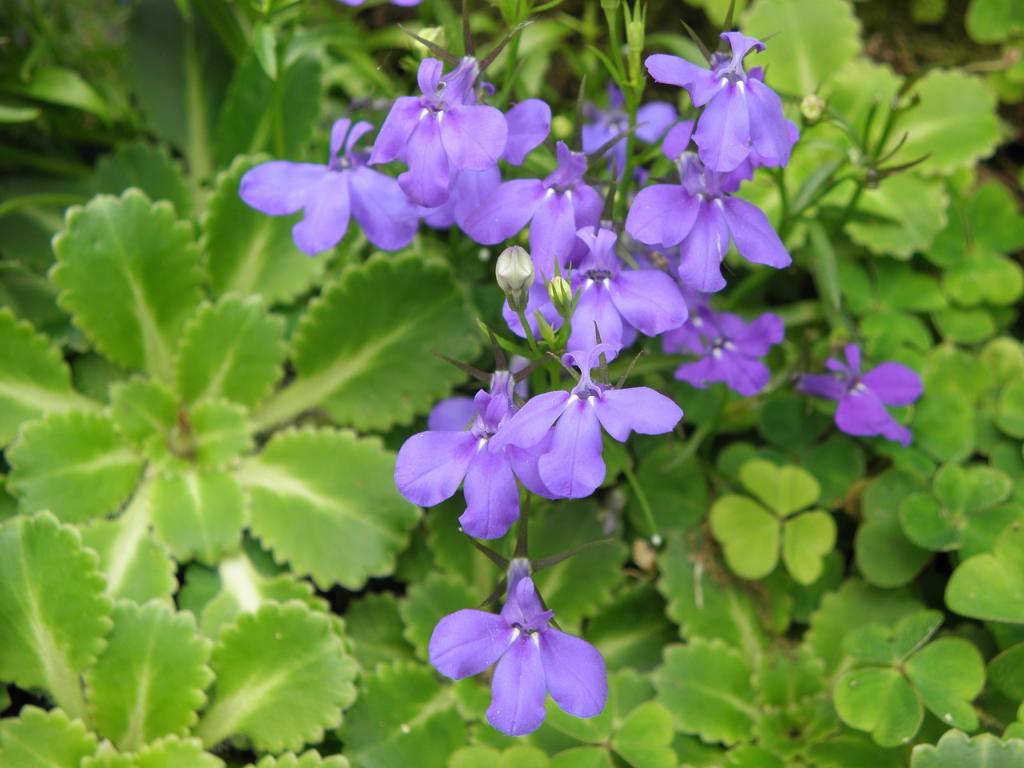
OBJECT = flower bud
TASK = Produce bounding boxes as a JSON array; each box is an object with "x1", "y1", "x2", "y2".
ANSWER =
[
  {"x1": 800, "y1": 93, "x2": 825, "y2": 123},
  {"x1": 547, "y1": 275, "x2": 574, "y2": 317},
  {"x1": 495, "y1": 245, "x2": 535, "y2": 312}
]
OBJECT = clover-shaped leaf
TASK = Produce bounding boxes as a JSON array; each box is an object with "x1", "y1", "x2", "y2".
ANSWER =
[
  {"x1": 996, "y1": 379, "x2": 1024, "y2": 439},
  {"x1": 0, "y1": 706, "x2": 97, "y2": 768},
  {"x1": 946, "y1": 522, "x2": 1024, "y2": 623},
  {"x1": 855, "y1": 470, "x2": 932, "y2": 589},
  {"x1": 911, "y1": 729, "x2": 1024, "y2": 767},
  {"x1": 740, "y1": 460, "x2": 821, "y2": 517},
  {"x1": 86, "y1": 601, "x2": 213, "y2": 751},
  {"x1": 834, "y1": 667, "x2": 921, "y2": 748},
  {"x1": 195, "y1": 601, "x2": 357, "y2": 753},
  {"x1": 709, "y1": 495, "x2": 779, "y2": 580}
]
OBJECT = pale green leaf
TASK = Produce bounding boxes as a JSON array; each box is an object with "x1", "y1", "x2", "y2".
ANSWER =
[
  {"x1": 709, "y1": 494, "x2": 780, "y2": 580},
  {"x1": 783, "y1": 511, "x2": 836, "y2": 585},
  {"x1": 611, "y1": 701, "x2": 677, "y2": 768},
  {"x1": 81, "y1": 517, "x2": 177, "y2": 604},
  {"x1": 846, "y1": 175, "x2": 948, "y2": 259},
  {"x1": 176, "y1": 296, "x2": 286, "y2": 408},
  {"x1": 0, "y1": 706, "x2": 97, "y2": 768},
  {"x1": 186, "y1": 400, "x2": 251, "y2": 468},
  {"x1": 110, "y1": 378, "x2": 177, "y2": 447},
  {"x1": 8, "y1": 411, "x2": 143, "y2": 522},
  {"x1": 87, "y1": 601, "x2": 213, "y2": 751},
  {"x1": 946, "y1": 523, "x2": 1024, "y2": 623},
  {"x1": 16, "y1": 66, "x2": 111, "y2": 120},
  {"x1": 239, "y1": 427, "x2": 419, "y2": 590},
  {"x1": 834, "y1": 667, "x2": 922, "y2": 747},
  {"x1": 250, "y1": 752, "x2": 350, "y2": 768},
  {"x1": 85, "y1": 736, "x2": 225, "y2": 768},
  {"x1": 52, "y1": 190, "x2": 203, "y2": 380},
  {"x1": 911, "y1": 729, "x2": 1024, "y2": 766},
  {"x1": 151, "y1": 469, "x2": 244, "y2": 564},
  {"x1": 740, "y1": 460, "x2": 820, "y2": 517},
  {"x1": 252, "y1": 254, "x2": 479, "y2": 433}
]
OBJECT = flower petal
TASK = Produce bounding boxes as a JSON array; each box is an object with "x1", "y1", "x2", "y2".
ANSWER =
[
  {"x1": 568, "y1": 284, "x2": 624, "y2": 351},
  {"x1": 836, "y1": 390, "x2": 911, "y2": 445},
  {"x1": 799, "y1": 374, "x2": 847, "y2": 401},
  {"x1": 369, "y1": 96, "x2": 424, "y2": 165},
  {"x1": 677, "y1": 201, "x2": 729, "y2": 292},
  {"x1": 398, "y1": 114, "x2": 451, "y2": 207},
  {"x1": 645, "y1": 54, "x2": 719, "y2": 106},
  {"x1": 593, "y1": 387, "x2": 683, "y2": 441},
  {"x1": 636, "y1": 101, "x2": 677, "y2": 144},
  {"x1": 538, "y1": 398, "x2": 605, "y2": 499},
  {"x1": 506, "y1": 439, "x2": 557, "y2": 499},
  {"x1": 441, "y1": 104, "x2": 508, "y2": 171},
  {"x1": 461, "y1": 447, "x2": 520, "y2": 539},
  {"x1": 417, "y1": 58, "x2": 443, "y2": 95},
  {"x1": 501, "y1": 577, "x2": 552, "y2": 631},
  {"x1": 394, "y1": 431, "x2": 478, "y2": 506},
  {"x1": 292, "y1": 171, "x2": 351, "y2": 255},
  {"x1": 348, "y1": 166, "x2": 419, "y2": 250},
  {"x1": 721, "y1": 311, "x2": 784, "y2": 357},
  {"x1": 721, "y1": 197, "x2": 791, "y2": 268},
  {"x1": 463, "y1": 179, "x2": 546, "y2": 245},
  {"x1": 539, "y1": 629, "x2": 608, "y2": 719},
  {"x1": 747, "y1": 79, "x2": 797, "y2": 167},
  {"x1": 239, "y1": 161, "x2": 327, "y2": 215},
  {"x1": 861, "y1": 363, "x2": 923, "y2": 406},
  {"x1": 491, "y1": 390, "x2": 570, "y2": 450},
  {"x1": 428, "y1": 397, "x2": 477, "y2": 431},
  {"x1": 487, "y1": 636, "x2": 548, "y2": 736},
  {"x1": 429, "y1": 609, "x2": 516, "y2": 679},
  {"x1": 530, "y1": 192, "x2": 578, "y2": 279},
  {"x1": 503, "y1": 99, "x2": 551, "y2": 165},
  {"x1": 625, "y1": 184, "x2": 699, "y2": 248},
  {"x1": 694, "y1": 85, "x2": 751, "y2": 172},
  {"x1": 609, "y1": 269, "x2": 688, "y2": 337}
]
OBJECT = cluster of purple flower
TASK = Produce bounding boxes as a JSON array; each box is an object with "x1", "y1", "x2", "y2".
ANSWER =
[{"x1": 240, "y1": 30, "x2": 924, "y2": 737}]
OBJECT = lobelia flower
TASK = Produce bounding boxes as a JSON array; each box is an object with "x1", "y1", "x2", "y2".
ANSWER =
[
  {"x1": 464, "y1": 141, "x2": 603, "y2": 278},
  {"x1": 395, "y1": 371, "x2": 525, "y2": 539},
  {"x1": 369, "y1": 57, "x2": 508, "y2": 207},
  {"x1": 646, "y1": 31, "x2": 798, "y2": 172},
  {"x1": 625, "y1": 120, "x2": 790, "y2": 292},
  {"x1": 429, "y1": 568, "x2": 607, "y2": 736},
  {"x1": 668, "y1": 306, "x2": 784, "y2": 396},
  {"x1": 798, "y1": 344, "x2": 922, "y2": 446},
  {"x1": 239, "y1": 118, "x2": 418, "y2": 255},
  {"x1": 492, "y1": 343, "x2": 683, "y2": 499},
  {"x1": 427, "y1": 361, "x2": 529, "y2": 432},
  {"x1": 582, "y1": 83, "x2": 677, "y2": 175},
  {"x1": 503, "y1": 226, "x2": 688, "y2": 350}
]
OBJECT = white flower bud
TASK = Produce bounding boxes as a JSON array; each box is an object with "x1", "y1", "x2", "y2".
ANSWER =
[
  {"x1": 496, "y1": 246, "x2": 535, "y2": 312},
  {"x1": 801, "y1": 93, "x2": 825, "y2": 123}
]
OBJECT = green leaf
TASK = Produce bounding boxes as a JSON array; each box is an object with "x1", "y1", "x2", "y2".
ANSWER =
[
  {"x1": 549, "y1": 748, "x2": 612, "y2": 768},
  {"x1": 253, "y1": 254, "x2": 480, "y2": 433},
  {"x1": 612, "y1": 701, "x2": 677, "y2": 768},
  {"x1": 0, "y1": 308, "x2": 95, "y2": 445},
  {"x1": 933, "y1": 307, "x2": 997, "y2": 345},
  {"x1": 783, "y1": 511, "x2": 836, "y2": 585},
  {"x1": 81, "y1": 517, "x2": 177, "y2": 604},
  {"x1": 341, "y1": 661, "x2": 466, "y2": 768},
  {"x1": 741, "y1": 0, "x2": 861, "y2": 95},
  {"x1": 913, "y1": 393, "x2": 975, "y2": 463},
  {"x1": 8, "y1": 411, "x2": 143, "y2": 522},
  {"x1": 845, "y1": 175, "x2": 948, "y2": 259},
  {"x1": 195, "y1": 602, "x2": 357, "y2": 752},
  {"x1": 988, "y1": 643, "x2": 1024, "y2": 701},
  {"x1": 451, "y1": 746, "x2": 548, "y2": 768},
  {"x1": 85, "y1": 736, "x2": 225, "y2": 768},
  {"x1": 95, "y1": 142, "x2": 192, "y2": 216},
  {"x1": 186, "y1": 401, "x2": 251, "y2": 468},
  {"x1": 905, "y1": 637, "x2": 985, "y2": 730},
  {"x1": 110, "y1": 378, "x2": 177, "y2": 447},
  {"x1": 15, "y1": 66, "x2": 112, "y2": 120},
  {"x1": 0, "y1": 706, "x2": 97, "y2": 768},
  {"x1": 250, "y1": 752, "x2": 350, "y2": 768},
  {"x1": 52, "y1": 190, "x2": 203, "y2": 381},
  {"x1": 0, "y1": 514, "x2": 112, "y2": 719},
  {"x1": 946, "y1": 523, "x2": 1024, "y2": 622},
  {"x1": 911, "y1": 729, "x2": 1024, "y2": 766},
  {"x1": 834, "y1": 667, "x2": 922, "y2": 747},
  {"x1": 996, "y1": 379, "x2": 1024, "y2": 438},
  {"x1": 801, "y1": 435, "x2": 866, "y2": 508},
  {"x1": 240, "y1": 427, "x2": 418, "y2": 589},
  {"x1": 740, "y1": 460, "x2": 820, "y2": 517},
  {"x1": 893, "y1": 70, "x2": 1002, "y2": 176},
  {"x1": 709, "y1": 495, "x2": 780, "y2": 580},
  {"x1": 202, "y1": 155, "x2": 324, "y2": 305},
  {"x1": 176, "y1": 296, "x2": 286, "y2": 409},
  {"x1": 855, "y1": 470, "x2": 932, "y2": 588},
  {"x1": 400, "y1": 573, "x2": 477, "y2": 660},
  {"x1": 943, "y1": 251, "x2": 1023, "y2": 308},
  {"x1": 654, "y1": 639, "x2": 756, "y2": 745},
  {"x1": 587, "y1": 583, "x2": 676, "y2": 673},
  {"x1": 345, "y1": 592, "x2": 416, "y2": 671},
  {"x1": 150, "y1": 469, "x2": 244, "y2": 564},
  {"x1": 967, "y1": 0, "x2": 1024, "y2": 43},
  {"x1": 844, "y1": 610, "x2": 942, "y2": 664},
  {"x1": 87, "y1": 601, "x2": 213, "y2": 751}
]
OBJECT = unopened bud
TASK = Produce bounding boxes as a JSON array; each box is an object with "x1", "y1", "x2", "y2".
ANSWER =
[
  {"x1": 495, "y1": 246, "x2": 534, "y2": 312},
  {"x1": 547, "y1": 275, "x2": 573, "y2": 317},
  {"x1": 801, "y1": 93, "x2": 825, "y2": 123}
]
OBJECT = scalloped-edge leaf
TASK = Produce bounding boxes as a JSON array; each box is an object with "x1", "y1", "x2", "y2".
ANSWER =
[
  {"x1": 81, "y1": 516, "x2": 177, "y2": 604},
  {"x1": 251, "y1": 254, "x2": 479, "y2": 433},
  {"x1": 110, "y1": 378, "x2": 177, "y2": 447},
  {"x1": 176, "y1": 296, "x2": 286, "y2": 409},
  {"x1": 87, "y1": 601, "x2": 213, "y2": 751},
  {"x1": 202, "y1": 155, "x2": 324, "y2": 305},
  {"x1": 83, "y1": 736, "x2": 225, "y2": 768},
  {"x1": 0, "y1": 307, "x2": 97, "y2": 446},
  {"x1": 0, "y1": 513, "x2": 112, "y2": 718},
  {"x1": 911, "y1": 729, "x2": 1024, "y2": 767},
  {"x1": 239, "y1": 427, "x2": 419, "y2": 590},
  {"x1": 151, "y1": 469, "x2": 245, "y2": 565},
  {"x1": 250, "y1": 752, "x2": 351, "y2": 768},
  {"x1": 8, "y1": 410, "x2": 143, "y2": 522},
  {"x1": 52, "y1": 190, "x2": 203, "y2": 381},
  {"x1": 0, "y1": 706, "x2": 97, "y2": 768},
  {"x1": 195, "y1": 601, "x2": 358, "y2": 753},
  {"x1": 95, "y1": 141, "x2": 192, "y2": 217}
]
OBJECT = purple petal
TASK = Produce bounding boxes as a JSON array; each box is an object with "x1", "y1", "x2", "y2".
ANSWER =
[
  {"x1": 721, "y1": 197, "x2": 791, "y2": 269},
  {"x1": 399, "y1": 114, "x2": 451, "y2": 207},
  {"x1": 844, "y1": 344, "x2": 862, "y2": 375},
  {"x1": 441, "y1": 104, "x2": 508, "y2": 171},
  {"x1": 636, "y1": 102, "x2": 677, "y2": 144},
  {"x1": 625, "y1": 184, "x2": 699, "y2": 248},
  {"x1": 501, "y1": 577, "x2": 552, "y2": 631},
  {"x1": 428, "y1": 397, "x2": 477, "y2": 431},
  {"x1": 694, "y1": 85, "x2": 751, "y2": 173},
  {"x1": 836, "y1": 390, "x2": 911, "y2": 446},
  {"x1": 429, "y1": 609, "x2": 516, "y2": 679},
  {"x1": 676, "y1": 351, "x2": 770, "y2": 397},
  {"x1": 662, "y1": 120, "x2": 695, "y2": 160},
  {"x1": 487, "y1": 636, "x2": 548, "y2": 736},
  {"x1": 348, "y1": 166, "x2": 418, "y2": 250},
  {"x1": 344, "y1": 120, "x2": 375, "y2": 154},
  {"x1": 593, "y1": 387, "x2": 683, "y2": 441},
  {"x1": 799, "y1": 374, "x2": 846, "y2": 401},
  {"x1": 369, "y1": 96, "x2": 424, "y2": 165},
  {"x1": 292, "y1": 171, "x2": 351, "y2": 255},
  {"x1": 394, "y1": 431, "x2": 477, "y2": 506},
  {"x1": 330, "y1": 119, "x2": 352, "y2": 162},
  {"x1": 721, "y1": 311, "x2": 784, "y2": 357},
  {"x1": 569, "y1": 284, "x2": 624, "y2": 352},
  {"x1": 645, "y1": 54, "x2": 720, "y2": 106},
  {"x1": 417, "y1": 58, "x2": 443, "y2": 95},
  {"x1": 529, "y1": 193, "x2": 578, "y2": 279},
  {"x1": 540, "y1": 629, "x2": 608, "y2": 718},
  {"x1": 678, "y1": 201, "x2": 730, "y2": 292},
  {"x1": 461, "y1": 447, "x2": 520, "y2": 539},
  {"x1": 746, "y1": 79, "x2": 798, "y2": 167},
  {"x1": 239, "y1": 162, "x2": 327, "y2": 215},
  {"x1": 721, "y1": 31, "x2": 765, "y2": 62},
  {"x1": 463, "y1": 179, "x2": 546, "y2": 245},
  {"x1": 861, "y1": 363, "x2": 923, "y2": 406},
  {"x1": 506, "y1": 439, "x2": 557, "y2": 498},
  {"x1": 503, "y1": 99, "x2": 551, "y2": 165},
  {"x1": 571, "y1": 184, "x2": 603, "y2": 232},
  {"x1": 609, "y1": 269, "x2": 688, "y2": 337},
  {"x1": 537, "y1": 398, "x2": 605, "y2": 499},
  {"x1": 582, "y1": 122, "x2": 616, "y2": 157},
  {"x1": 492, "y1": 390, "x2": 570, "y2": 450}
]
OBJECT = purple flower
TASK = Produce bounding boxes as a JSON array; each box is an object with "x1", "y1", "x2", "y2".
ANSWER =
[
  {"x1": 625, "y1": 137, "x2": 790, "y2": 292},
  {"x1": 395, "y1": 373, "x2": 526, "y2": 539},
  {"x1": 492, "y1": 344, "x2": 683, "y2": 499},
  {"x1": 239, "y1": 118, "x2": 418, "y2": 255},
  {"x1": 369, "y1": 57, "x2": 508, "y2": 207},
  {"x1": 464, "y1": 142, "x2": 603, "y2": 278},
  {"x1": 582, "y1": 83, "x2": 677, "y2": 175},
  {"x1": 646, "y1": 32, "x2": 798, "y2": 172},
  {"x1": 669, "y1": 307, "x2": 783, "y2": 396},
  {"x1": 798, "y1": 345, "x2": 922, "y2": 446},
  {"x1": 429, "y1": 572, "x2": 607, "y2": 736},
  {"x1": 427, "y1": 361, "x2": 529, "y2": 431}
]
